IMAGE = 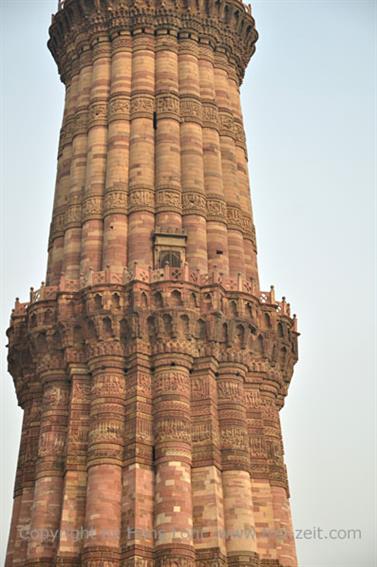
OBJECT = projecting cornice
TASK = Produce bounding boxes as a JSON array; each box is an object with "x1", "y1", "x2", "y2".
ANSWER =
[{"x1": 48, "y1": 0, "x2": 258, "y2": 84}]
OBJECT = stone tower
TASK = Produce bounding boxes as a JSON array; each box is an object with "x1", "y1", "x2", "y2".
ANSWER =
[{"x1": 5, "y1": 1, "x2": 299, "y2": 566}]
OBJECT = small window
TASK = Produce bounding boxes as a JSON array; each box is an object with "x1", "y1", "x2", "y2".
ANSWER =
[{"x1": 159, "y1": 251, "x2": 181, "y2": 268}]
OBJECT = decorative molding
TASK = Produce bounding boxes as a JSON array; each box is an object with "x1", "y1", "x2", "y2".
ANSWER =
[
  {"x1": 182, "y1": 192, "x2": 207, "y2": 216},
  {"x1": 128, "y1": 188, "x2": 155, "y2": 212},
  {"x1": 156, "y1": 189, "x2": 182, "y2": 212},
  {"x1": 227, "y1": 205, "x2": 243, "y2": 232},
  {"x1": 104, "y1": 188, "x2": 128, "y2": 215},
  {"x1": 202, "y1": 102, "x2": 219, "y2": 129},
  {"x1": 130, "y1": 95, "x2": 154, "y2": 118},
  {"x1": 180, "y1": 97, "x2": 202, "y2": 124},
  {"x1": 108, "y1": 96, "x2": 130, "y2": 121},
  {"x1": 156, "y1": 94, "x2": 180, "y2": 118},
  {"x1": 206, "y1": 198, "x2": 227, "y2": 222},
  {"x1": 82, "y1": 196, "x2": 103, "y2": 221}
]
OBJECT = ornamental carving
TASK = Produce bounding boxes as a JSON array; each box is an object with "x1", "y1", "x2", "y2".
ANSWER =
[
  {"x1": 62, "y1": 118, "x2": 74, "y2": 144},
  {"x1": 82, "y1": 196, "x2": 103, "y2": 220},
  {"x1": 154, "y1": 371, "x2": 189, "y2": 395},
  {"x1": 241, "y1": 215, "x2": 257, "y2": 250},
  {"x1": 73, "y1": 110, "x2": 88, "y2": 136},
  {"x1": 85, "y1": 561, "x2": 119, "y2": 567},
  {"x1": 65, "y1": 204, "x2": 81, "y2": 227},
  {"x1": 92, "y1": 374, "x2": 126, "y2": 397},
  {"x1": 156, "y1": 94, "x2": 180, "y2": 116},
  {"x1": 217, "y1": 380, "x2": 243, "y2": 401},
  {"x1": 219, "y1": 112, "x2": 235, "y2": 138},
  {"x1": 182, "y1": 192, "x2": 206, "y2": 215},
  {"x1": 128, "y1": 189, "x2": 154, "y2": 212},
  {"x1": 124, "y1": 558, "x2": 153, "y2": 567},
  {"x1": 250, "y1": 436, "x2": 266, "y2": 458},
  {"x1": 109, "y1": 96, "x2": 130, "y2": 121},
  {"x1": 130, "y1": 96, "x2": 154, "y2": 117},
  {"x1": 156, "y1": 190, "x2": 181, "y2": 211},
  {"x1": 180, "y1": 97, "x2": 202, "y2": 123},
  {"x1": 155, "y1": 418, "x2": 191, "y2": 443},
  {"x1": 137, "y1": 372, "x2": 152, "y2": 396},
  {"x1": 192, "y1": 422, "x2": 213, "y2": 443},
  {"x1": 202, "y1": 103, "x2": 219, "y2": 128},
  {"x1": 241, "y1": 214, "x2": 253, "y2": 238},
  {"x1": 234, "y1": 121, "x2": 246, "y2": 147},
  {"x1": 220, "y1": 425, "x2": 249, "y2": 451},
  {"x1": 50, "y1": 212, "x2": 65, "y2": 239},
  {"x1": 44, "y1": 385, "x2": 69, "y2": 407},
  {"x1": 206, "y1": 198, "x2": 227, "y2": 221},
  {"x1": 112, "y1": 36, "x2": 132, "y2": 52},
  {"x1": 191, "y1": 377, "x2": 209, "y2": 399},
  {"x1": 156, "y1": 558, "x2": 195, "y2": 567},
  {"x1": 88, "y1": 102, "x2": 108, "y2": 126},
  {"x1": 39, "y1": 431, "x2": 65, "y2": 456},
  {"x1": 68, "y1": 425, "x2": 88, "y2": 444},
  {"x1": 124, "y1": 417, "x2": 153, "y2": 442},
  {"x1": 104, "y1": 189, "x2": 128, "y2": 214},
  {"x1": 89, "y1": 420, "x2": 124, "y2": 443},
  {"x1": 245, "y1": 389, "x2": 260, "y2": 408},
  {"x1": 227, "y1": 205, "x2": 243, "y2": 231}
]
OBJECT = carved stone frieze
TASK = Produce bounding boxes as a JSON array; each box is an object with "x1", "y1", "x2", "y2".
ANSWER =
[
  {"x1": 156, "y1": 189, "x2": 182, "y2": 212},
  {"x1": 227, "y1": 205, "x2": 243, "y2": 232},
  {"x1": 109, "y1": 96, "x2": 130, "y2": 121},
  {"x1": 104, "y1": 189, "x2": 128, "y2": 215},
  {"x1": 206, "y1": 198, "x2": 227, "y2": 222},
  {"x1": 180, "y1": 97, "x2": 202, "y2": 124},
  {"x1": 128, "y1": 188, "x2": 154, "y2": 212},
  {"x1": 202, "y1": 103, "x2": 219, "y2": 129},
  {"x1": 82, "y1": 196, "x2": 103, "y2": 221},
  {"x1": 130, "y1": 95, "x2": 154, "y2": 118},
  {"x1": 219, "y1": 111, "x2": 235, "y2": 138},
  {"x1": 88, "y1": 102, "x2": 108, "y2": 127},
  {"x1": 156, "y1": 94, "x2": 180, "y2": 117},
  {"x1": 182, "y1": 192, "x2": 207, "y2": 216}
]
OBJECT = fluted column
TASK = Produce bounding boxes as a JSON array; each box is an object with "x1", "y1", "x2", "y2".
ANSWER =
[
  {"x1": 6, "y1": 382, "x2": 42, "y2": 567},
  {"x1": 227, "y1": 69, "x2": 259, "y2": 286},
  {"x1": 179, "y1": 35, "x2": 208, "y2": 273},
  {"x1": 245, "y1": 380, "x2": 279, "y2": 566},
  {"x1": 62, "y1": 47, "x2": 92, "y2": 280},
  {"x1": 127, "y1": 32, "x2": 155, "y2": 268},
  {"x1": 217, "y1": 363, "x2": 258, "y2": 567},
  {"x1": 152, "y1": 354, "x2": 195, "y2": 567},
  {"x1": 57, "y1": 365, "x2": 90, "y2": 565},
  {"x1": 83, "y1": 355, "x2": 126, "y2": 566},
  {"x1": 198, "y1": 43, "x2": 229, "y2": 276},
  {"x1": 47, "y1": 71, "x2": 76, "y2": 285},
  {"x1": 191, "y1": 357, "x2": 227, "y2": 566},
  {"x1": 263, "y1": 392, "x2": 297, "y2": 567},
  {"x1": 155, "y1": 30, "x2": 182, "y2": 232},
  {"x1": 80, "y1": 37, "x2": 111, "y2": 274},
  {"x1": 26, "y1": 370, "x2": 69, "y2": 565},
  {"x1": 214, "y1": 53, "x2": 245, "y2": 278},
  {"x1": 121, "y1": 353, "x2": 154, "y2": 566},
  {"x1": 102, "y1": 33, "x2": 131, "y2": 271}
]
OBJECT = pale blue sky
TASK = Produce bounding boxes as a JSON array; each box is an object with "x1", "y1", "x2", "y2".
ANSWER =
[{"x1": 0, "y1": 1, "x2": 376, "y2": 565}]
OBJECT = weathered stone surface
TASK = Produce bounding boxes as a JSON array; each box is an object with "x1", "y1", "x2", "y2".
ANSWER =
[{"x1": 5, "y1": 2, "x2": 298, "y2": 567}]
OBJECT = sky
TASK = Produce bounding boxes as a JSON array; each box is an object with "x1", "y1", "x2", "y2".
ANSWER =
[{"x1": 0, "y1": 0, "x2": 376, "y2": 566}]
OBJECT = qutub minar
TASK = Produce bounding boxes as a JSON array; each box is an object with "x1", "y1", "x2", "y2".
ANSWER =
[{"x1": 6, "y1": 0, "x2": 299, "y2": 566}]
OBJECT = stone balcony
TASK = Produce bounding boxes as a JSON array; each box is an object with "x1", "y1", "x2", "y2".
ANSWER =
[{"x1": 11, "y1": 264, "x2": 297, "y2": 330}]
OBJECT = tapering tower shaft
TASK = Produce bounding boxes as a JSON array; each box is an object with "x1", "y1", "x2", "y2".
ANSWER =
[
  {"x1": 6, "y1": 2, "x2": 299, "y2": 567},
  {"x1": 46, "y1": 0, "x2": 259, "y2": 288}
]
